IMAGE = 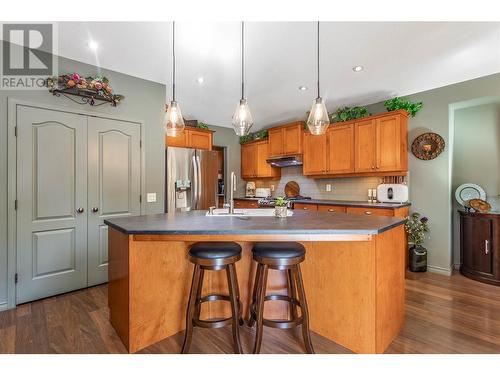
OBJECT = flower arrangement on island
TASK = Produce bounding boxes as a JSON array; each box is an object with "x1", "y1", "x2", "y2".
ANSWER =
[{"x1": 48, "y1": 73, "x2": 124, "y2": 103}]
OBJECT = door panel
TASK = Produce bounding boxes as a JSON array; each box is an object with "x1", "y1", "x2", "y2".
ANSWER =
[
  {"x1": 188, "y1": 130, "x2": 212, "y2": 150},
  {"x1": 461, "y1": 216, "x2": 494, "y2": 276},
  {"x1": 355, "y1": 119, "x2": 376, "y2": 173},
  {"x1": 283, "y1": 124, "x2": 302, "y2": 155},
  {"x1": 196, "y1": 150, "x2": 218, "y2": 210},
  {"x1": 87, "y1": 117, "x2": 141, "y2": 286},
  {"x1": 241, "y1": 143, "x2": 256, "y2": 178},
  {"x1": 327, "y1": 124, "x2": 355, "y2": 174},
  {"x1": 317, "y1": 205, "x2": 347, "y2": 213},
  {"x1": 17, "y1": 106, "x2": 88, "y2": 304},
  {"x1": 303, "y1": 132, "x2": 327, "y2": 175},
  {"x1": 376, "y1": 116, "x2": 401, "y2": 171},
  {"x1": 166, "y1": 147, "x2": 196, "y2": 212},
  {"x1": 268, "y1": 128, "x2": 284, "y2": 157}
]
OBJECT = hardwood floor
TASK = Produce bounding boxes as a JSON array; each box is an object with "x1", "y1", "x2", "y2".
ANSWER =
[{"x1": 1, "y1": 272, "x2": 499, "y2": 354}]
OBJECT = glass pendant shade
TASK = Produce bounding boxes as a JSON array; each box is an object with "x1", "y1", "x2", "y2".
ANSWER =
[
  {"x1": 306, "y1": 97, "x2": 330, "y2": 135},
  {"x1": 232, "y1": 99, "x2": 253, "y2": 136},
  {"x1": 164, "y1": 101, "x2": 185, "y2": 137}
]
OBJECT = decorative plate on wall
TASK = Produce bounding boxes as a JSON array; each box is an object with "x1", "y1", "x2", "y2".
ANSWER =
[{"x1": 411, "y1": 132, "x2": 445, "y2": 160}]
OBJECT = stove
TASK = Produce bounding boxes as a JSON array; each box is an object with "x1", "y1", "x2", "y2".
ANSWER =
[{"x1": 258, "y1": 196, "x2": 311, "y2": 208}]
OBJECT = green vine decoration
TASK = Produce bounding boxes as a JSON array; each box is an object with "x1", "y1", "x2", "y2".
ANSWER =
[
  {"x1": 329, "y1": 106, "x2": 369, "y2": 123},
  {"x1": 384, "y1": 97, "x2": 423, "y2": 117}
]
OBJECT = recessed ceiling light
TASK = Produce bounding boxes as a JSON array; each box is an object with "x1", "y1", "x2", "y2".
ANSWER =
[
  {"x1": 352, "y1": 65, "x2": 364, "y2": 72},
  {"x1": 298, "y1": 86, "x2": 308, "y2": 91},
  {"x1": 196, "y1": 77, "x2": 204, "y2": 84},
  {"x1": 88, "y1": 40, "x2": 99, "y2": 51}
]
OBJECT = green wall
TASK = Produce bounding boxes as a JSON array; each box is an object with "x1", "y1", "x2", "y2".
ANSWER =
[
  {"x1": 367, "y1": 73, "x2": 500, "y2": 274},
  {"x1": 0, "y1": 46, "x2": 166, "y2": 309}
]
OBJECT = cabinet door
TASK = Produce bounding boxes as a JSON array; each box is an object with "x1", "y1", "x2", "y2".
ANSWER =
[
  {"x1": 234, "y1": 199, "x2": 259, "y2": 209},
  {"x1": 16, "y1": 106, "x2": 88, "y2": 304},
  {"x1": 354, "y1": 119, "x2": 376, "y2": 173},
  {"x1": 376, "y1": 115, "x2": 401, "y2": 171},
  {"x1": 303, "y1": 132, "x2": 327, "y2": 175},
  {"x1": 188, "y1": 129, "x2": 212, "y2": 150},
  {"x1": 241, "y1": 143, "x2": 257, "y2": 178},
  {"x1": 461, "y1": 216, "x2": 494, "y2": 276},
  {"x1": 166, "y1": 130, "x2": 187, "y2": 148},
  {"x1": 283, "y1": 123, "x2": 303, "y2": 155},
  {"x1": 327, "y1": 124, "x2": 355, "y2": 174},
  {"x1": 268, "y1": 128, "x2": 284, "y2": 157},
  {"x1": 87, "y1": 117, "x2": 142, "y2": 286},
  {"x1": 256, "y1": 141, "x2": 280, "y2": 178}
]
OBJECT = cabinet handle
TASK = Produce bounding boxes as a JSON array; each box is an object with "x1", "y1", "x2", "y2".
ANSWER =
[
  {"x1": 364, "y1": 211, "x2": 372, "y2": 215},
  {"x1": 328, "y1": 208, "x2": 335, "y2": 212},
  {"x1": 76, "y1": 207, "x2": 84, "y2": 213},
  {"x1": 371, "y1": 166, "x2": 375, "y2": 169},
  {"x1": 302, "y1": 207, "x2": 308, "y2": 210},
  {"x1": 92, "y1": 207, "x2": 99, "y2": 213},
  {"x1": 485, "y1": 240, "x2": 490, "y2": 255}
]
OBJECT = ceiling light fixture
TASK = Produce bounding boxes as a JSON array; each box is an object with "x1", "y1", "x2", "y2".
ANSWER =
[
  {"x1": 299, "y1": 86, "x2": 308, "y2": 91},
  {"x1": 353, "y1": 65, "x2": 364, "y2": 72},
  {"x1": 88, "y1": 40, "x2": 98, "y2": 51},
  {"x1": 197, "y1": 76, "x2": 204, "y2": 84},
  {"x1": 306, "y1": 21, "x2": 329, "y2": 135},
  {"x1": 231, "y1": 22, "x2": 253, "y2": 136},
  {"x1": 164, "y1": 22, "x2": 185, "y2": 137}
]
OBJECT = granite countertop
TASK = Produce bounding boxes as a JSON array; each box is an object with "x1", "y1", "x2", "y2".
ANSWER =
[
  {"x1": 104, "y1": 210, "x2": 406, "y2": 236},
  {"x1": 235, "y1": 197, "x2": 411, "y2": 209},
  {"x1": 293, "y1": 199, "x2": 411, "y2": 209}
]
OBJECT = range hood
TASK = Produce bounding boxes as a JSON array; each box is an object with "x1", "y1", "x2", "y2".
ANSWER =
[{"x1": 266, "y1": 155, "x2": 303, "y2": 168}]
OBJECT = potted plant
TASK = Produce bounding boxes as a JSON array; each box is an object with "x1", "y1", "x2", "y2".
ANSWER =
[
  {"x1": 405, "y1": 212, "x2": 430, "y2": 272},
  {"x1": 384, "y1": 97, "x2": 423, "y2": 117},
  {"x1": 274, "y1": 196, "x2": 289, "y2": 218}
]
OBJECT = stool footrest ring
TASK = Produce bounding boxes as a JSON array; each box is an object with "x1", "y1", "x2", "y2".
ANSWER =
[{"x1": 263, "y1": 317, "x2": 303, "y2": 329}]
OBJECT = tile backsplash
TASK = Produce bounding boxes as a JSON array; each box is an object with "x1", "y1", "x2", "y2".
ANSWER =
[{"x1": 255, "y1": 166, "x2": 383, "y2": 201}]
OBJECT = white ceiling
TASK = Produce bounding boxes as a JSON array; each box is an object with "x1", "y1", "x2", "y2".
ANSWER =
[{"x1": 53, "y1": 22, "x2": 500, "y2": 129}]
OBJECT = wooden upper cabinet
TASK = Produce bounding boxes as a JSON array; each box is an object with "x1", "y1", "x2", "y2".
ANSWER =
[
  {"x1": 241, "y1": 142, "x2": 257, "y2": 179},
  {"x1": 165, "y1": 128, "x2": 213, "y2": 150},
  {"x1": 268, "y1": 122, "x2": 304, "y2": 157},
  {"x1": 303, "y1": 132, "x2": 327, "y2": 175},
  {"x1": 327, "y1": 124, "x2": 355, "y2": 174},
  {"x1": 268, "y1": 128, "x2": 284, "y2": 157},
  {"x1": 354, "y1": 119, "x2": 377, "y2": 173},
  {"x1": 376, "y1": 115, "x2": 405, "y2": 172},
  {"x1": 283, "y1": 123, "x2": 303, "y2": 155},
  {"x1": 188, "y1": 129, "x2": 212, "y2": 151},
  {"x1": 256, "y1": 141, "x2": 280, "y2": 178},
  {"x1": 241, "y1": 140, "x2": 280, "y2": 179}
]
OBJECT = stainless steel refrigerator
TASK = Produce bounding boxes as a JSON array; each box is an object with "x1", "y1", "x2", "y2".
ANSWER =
[{"x1": 165, "y1": 147, "x2": 218, "y2": 212}]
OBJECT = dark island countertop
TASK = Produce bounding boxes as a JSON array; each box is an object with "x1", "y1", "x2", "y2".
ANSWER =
[{"x1": 104, "y1": 210, "x2": 406, "y2": 236}]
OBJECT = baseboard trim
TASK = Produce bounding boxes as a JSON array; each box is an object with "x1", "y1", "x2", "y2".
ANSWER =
[
  {"x1": 427, "y1": 265, "x2": 453, "y2": 276},
  {"x1": 0, "y1": 302, "x2": 8, "y2": 311}
]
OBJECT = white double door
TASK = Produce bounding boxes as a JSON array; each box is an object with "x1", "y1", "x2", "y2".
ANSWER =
[{"x1": 16, "y1": 105, "x2": 141, "y2": 304}]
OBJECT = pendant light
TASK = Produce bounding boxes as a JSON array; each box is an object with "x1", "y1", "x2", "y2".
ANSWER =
[
  {"x1": 164, "y1": 21, "x2": 185, "y2": 137},
  {"x1": 232, "y1": 22, "x2": 253, "y2": 136},
  {"x1": 306, "y1": 21, "x2": 330, "y2": 135}
]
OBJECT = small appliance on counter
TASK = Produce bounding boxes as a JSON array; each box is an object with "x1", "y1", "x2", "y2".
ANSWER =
[
  {"x1": 255, "y1": 187, "x2": 271, "y2": 198},
  {"x1": 246, "y1": 181, "x2": 256, "y2": 197},
  {"x1": 377, "y1": 184, "x2": 408, "y2": 203}
]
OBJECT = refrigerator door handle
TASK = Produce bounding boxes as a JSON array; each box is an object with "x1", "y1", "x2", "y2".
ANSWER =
[
  {"x1": 192, "y1": 155, "x2": 198, "y2": 210},
  {"x1": 196, "y1": 155, "x2": 202, "y2": 209}
]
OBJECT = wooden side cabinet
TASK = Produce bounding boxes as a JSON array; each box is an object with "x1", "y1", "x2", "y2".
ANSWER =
[
  {"x1": 165, "y1": 128, "x2": 213, "y2": 150},
  {"x1": 460, "y1": 211, "x2": 500, "y2": 286}
]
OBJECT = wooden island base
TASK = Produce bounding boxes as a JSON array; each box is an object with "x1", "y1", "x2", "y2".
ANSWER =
[{"x1": 108, "y1": 225, "x2": 405, "y2": 354}]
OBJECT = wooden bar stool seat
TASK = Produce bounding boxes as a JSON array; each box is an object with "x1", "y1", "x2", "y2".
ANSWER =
[
  {"x1": 181, "y1": 242, "x2": 244, "y2": 354},
  {"x1": 248, "y1": 242, "x2": 314, "y2": 354}
]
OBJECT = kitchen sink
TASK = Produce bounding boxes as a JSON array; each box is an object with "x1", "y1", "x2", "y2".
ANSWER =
[{"x1": 206, "y1": 208, "x2": 293, "y2": 217}]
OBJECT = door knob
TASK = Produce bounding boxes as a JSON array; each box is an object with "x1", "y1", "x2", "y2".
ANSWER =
[
  {"x1": 92, "y1": 207, "x2": 99, "y2": 213},
  {"x1": 76, "y1": 207, "x2": 84, "y2": 213}
]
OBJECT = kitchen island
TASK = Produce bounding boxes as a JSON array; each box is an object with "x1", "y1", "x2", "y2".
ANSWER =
[{"x1": 105, "y1": 210, "x2": 407, "y2": 354}]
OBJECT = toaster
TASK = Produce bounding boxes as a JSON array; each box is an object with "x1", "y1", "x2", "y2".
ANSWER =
[
  {"x1": 377, "y1": 184, "x2": 408, "y2": 203},
  {"x1": 255, "y1": 188, "x2": 271, "y2": 198}
]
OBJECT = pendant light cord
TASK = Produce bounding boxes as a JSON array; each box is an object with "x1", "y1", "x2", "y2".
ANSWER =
[
  {"x1": 241, "y1": 21, "x2": 245, "y2": 101},
  {"x1": 172, "y1": 21, "x2": 176, "y2": 102},
  {"x1": 317, "y1": 21, "x2": 320, "y2": 99}
]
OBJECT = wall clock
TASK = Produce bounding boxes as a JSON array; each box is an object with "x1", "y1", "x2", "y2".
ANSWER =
[{"x1": 411, "y1": 132, "x2": 445, "y2": 160}]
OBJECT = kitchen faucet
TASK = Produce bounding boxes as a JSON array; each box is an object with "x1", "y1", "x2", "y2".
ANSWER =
[{"x1": 229, "y1": 171, "x2": 236, "y2": 214}]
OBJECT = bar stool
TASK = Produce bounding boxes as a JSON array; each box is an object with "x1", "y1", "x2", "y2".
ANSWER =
[
  {"x1": 181, "y1": 242, "x2": 244, "y2": 354},
  {"x1": 248, "y1": 242, "x2": 314, "y2": 354}
]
